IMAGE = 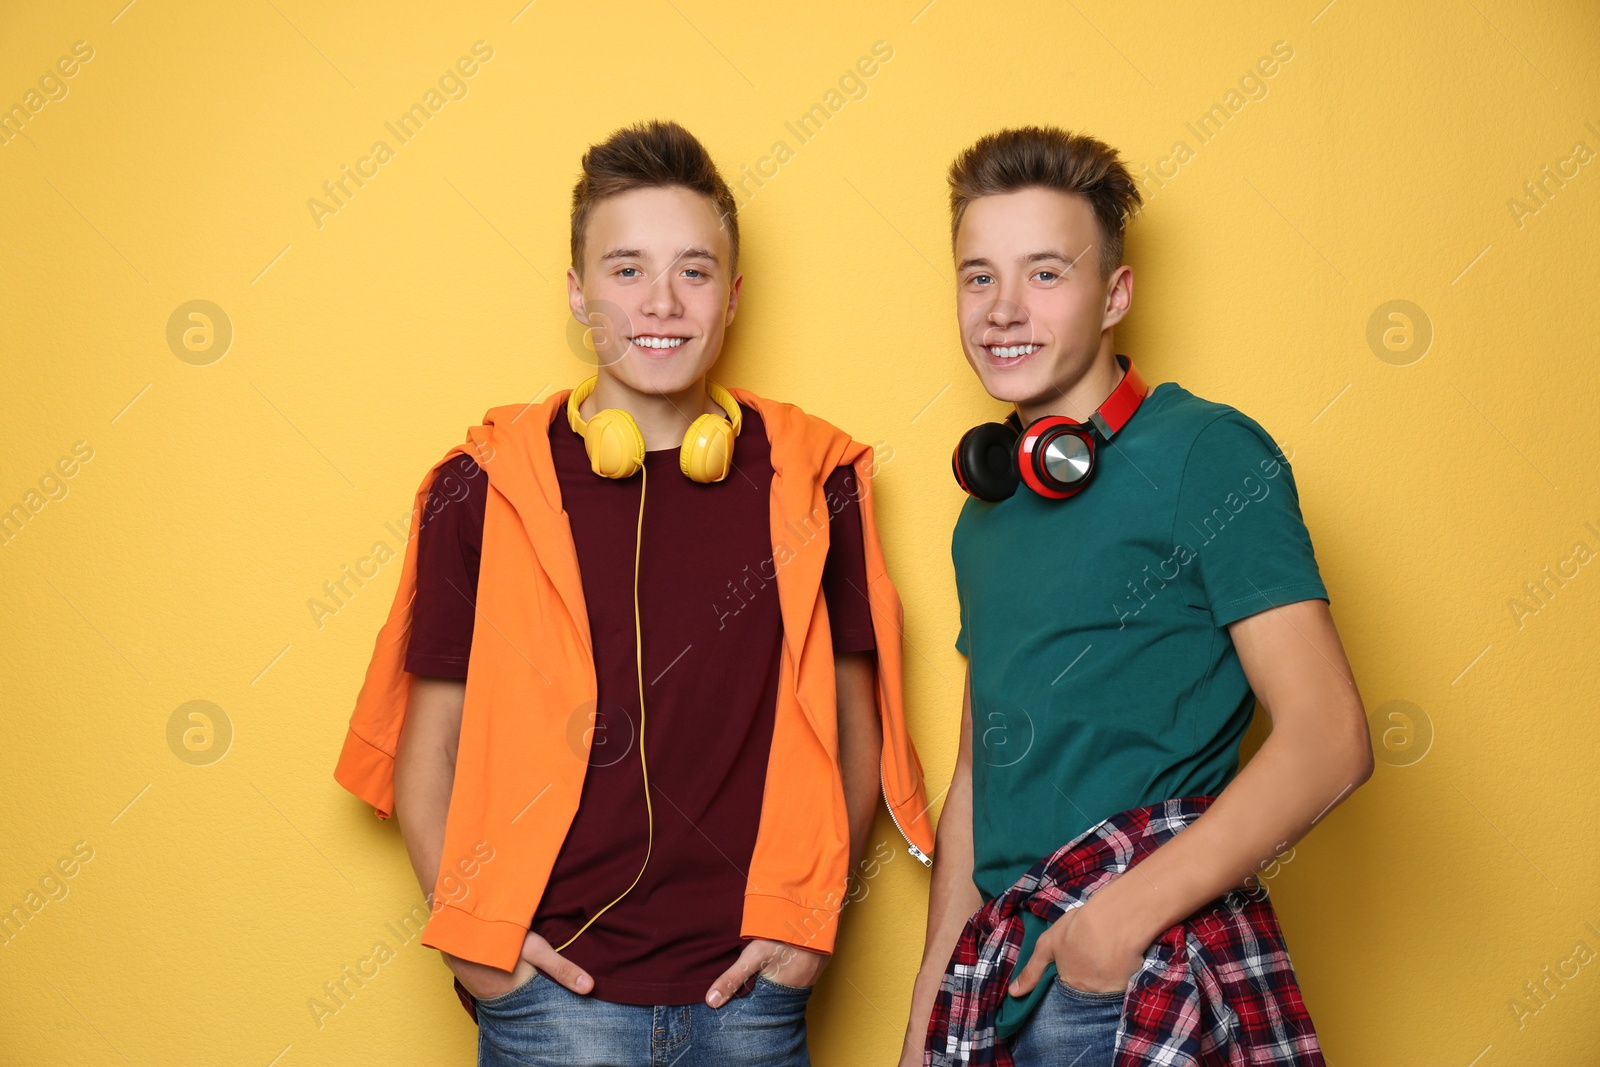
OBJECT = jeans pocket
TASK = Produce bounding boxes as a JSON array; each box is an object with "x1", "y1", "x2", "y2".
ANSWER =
[
  {"x1": 475, "y1": 968, "x2": 543, "y2": 1010},
  {"x1": 1054, "y1": 974, "x2": 1125, "y2": 1002},
  {"x1": 754, "y1": 973, "x2": 815, "y2": 997}
]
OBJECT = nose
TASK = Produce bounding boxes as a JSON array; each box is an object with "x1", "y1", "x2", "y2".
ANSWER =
[
  {"x1": 986, "y1": 298, "x2": 1026, "y2": 329},
  {"x1": 976, "y1": 296, "x2": 1029, "y2": 345},
  {"x1": 640, "y1": 265, "x2": 685, "y2": 320}
]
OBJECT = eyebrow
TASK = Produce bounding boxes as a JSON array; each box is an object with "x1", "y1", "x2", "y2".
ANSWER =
[
  {"x1": 957, "y1": 249, "x2": 1083, "y2": 272},
  {"x1": 599, "y1": 245, "x2": 721, "y2": 265},
  {"x1": 673, "y1": 245, "x2": 719, "y2": 264}
]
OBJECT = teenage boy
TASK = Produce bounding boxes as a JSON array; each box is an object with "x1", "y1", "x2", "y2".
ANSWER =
[
  {"x1": 334, "y1": 120, "x2": 934, "y2": 1066},
  {"x1": 900, "y1": 127, "x2": 1373, "y2": 1067}
]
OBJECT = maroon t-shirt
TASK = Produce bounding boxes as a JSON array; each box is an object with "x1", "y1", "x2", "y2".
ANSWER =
[{"x1": 404, "y1": 405, "x2": 875, "y2": 1005}]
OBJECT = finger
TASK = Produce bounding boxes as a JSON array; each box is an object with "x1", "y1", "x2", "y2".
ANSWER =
[
  {"x1": 705, "y1": 942, "x2": 767, "y2": 1008},
  {"x1": 523, "y1": 935, "x2": 593, "y2": 995},
  {"x1": 1008, "y1": 950, "x2": 1047, "y2": 997}
]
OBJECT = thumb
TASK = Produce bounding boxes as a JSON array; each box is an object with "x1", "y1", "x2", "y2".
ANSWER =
[
  {"x1": 1008, "y1": 949, "x2": 1047, "y2": 998},
  {"x1": 523, "y1": 933, "x2": 593, "y2": 995},
  {"x1": 705, "y1": 939, "x2": 768, "y2": 1009}
]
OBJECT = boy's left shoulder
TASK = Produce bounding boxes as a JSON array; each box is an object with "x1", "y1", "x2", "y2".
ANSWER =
[
  {"x1": 1144, "y1": 381, "x2": 1288, "y2": 462},
  {"x1": 730, "y1": 388, "x2": 861, "y2": 466},
  {"x1": 732, "y1": 387, "x2": 839, "y2": 435}
]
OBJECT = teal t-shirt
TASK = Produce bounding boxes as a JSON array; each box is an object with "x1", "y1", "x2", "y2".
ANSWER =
[{"x1": 951, "y1": 381, "x2": 1329, "y2": 1038}]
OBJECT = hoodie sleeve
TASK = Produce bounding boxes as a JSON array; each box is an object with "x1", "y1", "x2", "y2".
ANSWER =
[
  {"x1": 847, "y1": 444, "x2": 935, "y2": 860},
  {"x1": 333, "y1": 446, "x2": 471, "y2": 818}
]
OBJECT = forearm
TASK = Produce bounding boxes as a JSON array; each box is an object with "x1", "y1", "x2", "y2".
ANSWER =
[
  {"x1": 835, "y1": 650, "x2": 883, "y2": 870},
  {"x1": 1092, "y1": 602, "x2": 1373, "y2": 948},
  {"x1": 393, "y1": 677, "x2": 465, "y2": 909},
  {"x1": 901, "y1": 824, "x2": 981, "y2": 1060},
  {"x1": 913, "y1": 775, "x2": 980, "y2": 979},
  {"x1": 899, "y1": 670, "x2": 981, "y2": 1065},
  {"x1": 1094, "y1": 709, "x2": 1371, "y2": 947}
]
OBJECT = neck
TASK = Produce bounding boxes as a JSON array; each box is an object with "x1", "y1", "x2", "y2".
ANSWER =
[
  {"x1": 583, "y1": 371, "x2": 722, "y2": 451},
  {"x1": 1015, "y1": 337, "x2": 1122, "y2": 426}
]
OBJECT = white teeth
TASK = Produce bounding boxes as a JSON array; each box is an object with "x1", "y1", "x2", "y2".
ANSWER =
[
  {"x1": 989, "y1": 344, "x2": 1038, "y2": 360},
  {"x1": 632, "y1": 336, "x2": 686, "y2": 350}
]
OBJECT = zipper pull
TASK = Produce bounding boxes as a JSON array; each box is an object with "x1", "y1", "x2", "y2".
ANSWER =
[{"x1": 907, "y1": 842, "x2": 932, "y2": 867}]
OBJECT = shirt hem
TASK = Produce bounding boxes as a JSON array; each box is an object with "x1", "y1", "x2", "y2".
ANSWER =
[
  {"x1": 1210, "y1": 583, "x2": 1329, "y2": 627},
  {"x1": 831, "y1": 631, "x2": 877, "y2": 654},
  {"x1": 403, "y1": 655, "x2": 470, "y2": 678}
]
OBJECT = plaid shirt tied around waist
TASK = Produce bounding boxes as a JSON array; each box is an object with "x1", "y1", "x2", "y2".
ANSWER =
[{"x1": 925, "y1": 796, "x2": 1325, "y2": 1067}]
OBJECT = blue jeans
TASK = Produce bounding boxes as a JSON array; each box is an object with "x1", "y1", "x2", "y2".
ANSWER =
[
  {"x1": 1006, "y1": 976, "x2": 1124, "y2": 1067},
  {"x1": 474, "y1": 971, "x2": 811, "y2": 1066}
]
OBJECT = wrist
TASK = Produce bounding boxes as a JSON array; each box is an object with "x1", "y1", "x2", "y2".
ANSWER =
[{"x1": 1083, "y1": 877, "x2": 1165, "y2": 954}]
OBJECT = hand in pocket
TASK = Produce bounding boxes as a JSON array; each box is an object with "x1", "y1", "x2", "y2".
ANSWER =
[{"x1": 446, "y1": 930, "x2": 594, "y2": 1000}]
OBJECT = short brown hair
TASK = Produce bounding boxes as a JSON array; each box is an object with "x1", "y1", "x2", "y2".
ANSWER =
[
  {"x1": 570, "y1": 120, "x2": 740, "y2": 276},
  {"x1": 947, "y1": 126, "x2": 1142, "y2": 278}
]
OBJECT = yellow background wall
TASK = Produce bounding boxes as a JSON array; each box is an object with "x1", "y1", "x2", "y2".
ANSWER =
[{"x1": 3, "y1": 1, "x2": 1597, "y2": 1063}]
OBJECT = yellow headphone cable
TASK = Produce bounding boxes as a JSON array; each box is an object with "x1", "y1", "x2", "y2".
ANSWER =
[{"x1": 551, "y1": 467, "x2": 654, "y2": 954}]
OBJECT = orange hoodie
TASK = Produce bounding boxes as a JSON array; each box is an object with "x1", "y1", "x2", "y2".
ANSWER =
[{"x1": 333, "y1": 388, "x2": 934, "y2": 972}]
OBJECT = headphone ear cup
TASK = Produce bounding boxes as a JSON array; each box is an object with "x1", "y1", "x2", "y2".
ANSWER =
[
  {"x1": 1018, "y1": 420, "x2": 1096, "y2": 499},
  {"x1": 953, "y1": 421, "x2": 1021, "y2": 502},
  {"x1": 583, "y1": 408, "x2": 646, "y2": 479},
  {"x1": 680, "y1": 414, "x2": 734, "y2": 483}
]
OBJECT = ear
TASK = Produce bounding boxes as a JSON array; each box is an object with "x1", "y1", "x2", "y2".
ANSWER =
[
  {"x1": 725, "y1": 271, "x2": 743, "y2": 326},
  {"x1": 567, "y1": 267, "x2": 588, "y2": 322},
  {"x1": 1102, "y1": 264, "x2": 1134, "y2": 330}
]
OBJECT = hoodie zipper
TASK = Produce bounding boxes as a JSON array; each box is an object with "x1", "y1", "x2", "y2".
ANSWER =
[{"x1": 881, "y1": 757, "x2": 932, "y2": 867}]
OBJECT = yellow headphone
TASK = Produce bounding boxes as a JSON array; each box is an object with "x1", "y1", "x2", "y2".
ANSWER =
[
  {"x1": 550, "y1": 376, "x2": 743, "y2": 955},
  {"x1": 565, "y1": 374, "x2": 743, "y2": 482}
]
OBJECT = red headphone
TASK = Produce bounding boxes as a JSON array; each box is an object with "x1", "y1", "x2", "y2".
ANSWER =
[{"x1": 952, "y1": 355, "x2": 1150, "y2": 502}]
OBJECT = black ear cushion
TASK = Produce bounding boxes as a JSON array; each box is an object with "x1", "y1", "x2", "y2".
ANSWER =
[{"x1": 953, "y1": 421, "x2": 1021, "y2": 501}]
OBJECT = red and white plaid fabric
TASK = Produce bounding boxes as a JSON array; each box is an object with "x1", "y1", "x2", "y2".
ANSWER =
[{"x1": 925, "y1": 796, "x2": 1325, "y2": 1067}]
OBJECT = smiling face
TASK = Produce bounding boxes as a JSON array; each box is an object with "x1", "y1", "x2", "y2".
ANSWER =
[
  {"x1": 954, "y1": 187, "x2": 1132, "y2": 420},
  {"x1": 567, "y1": 184, "x2": 741, "y2": 397}
]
